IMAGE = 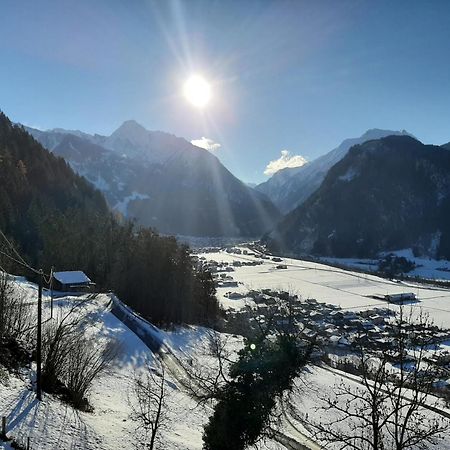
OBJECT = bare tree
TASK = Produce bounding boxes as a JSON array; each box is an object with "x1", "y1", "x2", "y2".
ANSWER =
[
  {"x1": 130, "y1": 361, "x2": 168, "y2": 449},
  {"x1": 42, "y1": 300, "x2": 87, "y2": 391},
  {"x1": 0, "y1": 269, "x2": 33, "y2": 374},
  {"x1": 42, "y1": 299, "x2": 120, "y2": 408},
  {"x1": 64, "y1": 337, "x2": 121, "y2": 408},
  {"x1": 173, "y1": 329, "x2": 235, "y2": 404},
  {"x1": 0, "y1": 270, "x2": 33, "y2": 343},
  {"x1": 309, "y1": 307, "x2": 449, "y2": 450}
]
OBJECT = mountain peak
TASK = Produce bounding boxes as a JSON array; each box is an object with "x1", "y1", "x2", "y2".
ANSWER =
[
  {"x1": 112, "y1": 120, "x2": 148, "y2": 137},
  {"x1": 360, "y1": 128, "x2": 413, "y2": 141},
  {"x1": 104, "y1": 119, "x2": 199, "y2": 164}
]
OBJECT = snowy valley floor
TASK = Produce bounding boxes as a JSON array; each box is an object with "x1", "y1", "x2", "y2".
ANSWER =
[{"x1": 203, "y1": 248, "x2": 450, "y2": 329}]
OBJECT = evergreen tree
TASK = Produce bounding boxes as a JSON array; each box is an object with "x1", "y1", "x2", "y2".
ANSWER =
[{"x1": 203, "y1": 335, "x2": 311, "y2": 449}]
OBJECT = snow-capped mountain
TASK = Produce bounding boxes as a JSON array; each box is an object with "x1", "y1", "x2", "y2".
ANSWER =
[
  {"x1": 256, "y1": 129, "x2": 412, "y2": 213},
  {"x1": 25, "y1": 122, "x2": 281, "y2": 237}
]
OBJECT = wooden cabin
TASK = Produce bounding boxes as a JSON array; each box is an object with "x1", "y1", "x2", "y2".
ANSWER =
[{"x1": 53, "y1": 271, "x2": 94, "y2": 292}]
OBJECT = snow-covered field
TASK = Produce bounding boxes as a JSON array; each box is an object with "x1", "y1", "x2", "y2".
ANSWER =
[
  {"x1": 322, "y1": 248, "x2": 450, "y2": 282},
  {"x1": 291, "y1": 365, "x2": 450, "y2": 450},
  {"x1": 2, "y1": 251, "x2": 450, "y2": 449},
  {"x1": 0, "y1": 284, "x2": 215, "y2": 450},
  {"x1": 202, "y1": 248, "x2": 450, "y2": 329},
  {"x1": 0, "y1": 279, "x2": 287, "y2": 450}
]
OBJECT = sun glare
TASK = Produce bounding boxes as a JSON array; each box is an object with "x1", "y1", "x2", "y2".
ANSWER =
[{"x1": 183, "y1": 75, "x2": 211, "y2": 108}]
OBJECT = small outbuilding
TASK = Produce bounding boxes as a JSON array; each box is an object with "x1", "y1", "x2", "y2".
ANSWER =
[
  {"x1": 53, "y1": 271, "x2": 94, "y2": 292},
  {"x1": 384, "y1": 292, "x2": 417, "y2": 304}
]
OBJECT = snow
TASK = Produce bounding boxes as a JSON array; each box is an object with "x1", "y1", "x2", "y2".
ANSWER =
[
  {"x1": 53, "y1": 271, "x2": 91, "y2": 285},
  {"x1": 92, "y1": 175, "x2": 110, "y2": 192},
  {"x1": 338, "y1": 167, "x2": 358, "y2": 181},
  {"x1": 289, "y1": 365, "x2": 450, "y2": 449},
  {"x1": 201, "y1": 248, "x2": 450, "y2": 328},
  {"x1": 3, "y1": 256, "x2": 450, "y2": 449},
  {"x1": 0, "y1": 282, "x2": 263, "y2": 450},
  {"x1": 0, "y1": 288, "x2": 207, "y2": 450},
  {"x1": 324, "y1": 248, "x2": 450, "y2": 282},
  {"x1": 68, "y1": 162, "x2": 112, "y2": 193},
  {"x1": 198, "y1": 247, "x2": 450, "y2": 445},
  {"x1": 113, "y1": 191, "x2": 150, "y2": 216}
]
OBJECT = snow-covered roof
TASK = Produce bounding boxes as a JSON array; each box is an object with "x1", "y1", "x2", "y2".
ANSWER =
[{"x1": 53, "y1": 271, "x2": 91, "y2": 285}]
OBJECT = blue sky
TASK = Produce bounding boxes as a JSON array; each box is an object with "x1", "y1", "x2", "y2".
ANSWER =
[{"x1": 1, "y1": 0, "x2": 450, "y2": 183}]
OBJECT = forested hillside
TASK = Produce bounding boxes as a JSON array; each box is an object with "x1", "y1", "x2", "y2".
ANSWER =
[
  {"x1": 256, "y1": 129, "x2": 411, "y2": 213},
  {"x1": 265, "y1": 135, "x2": 450, "y2": 259},
  {"x1": 0, "y1": 111, "x2": 218, "y2": 326}
]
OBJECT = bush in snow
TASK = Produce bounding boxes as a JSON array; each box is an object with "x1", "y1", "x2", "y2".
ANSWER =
[
  {"x1": 0, "y1": 270, "x2": 33, "y2": 372},
  {"x1": 378, "y1": 254, "x2": 415, "y2": 278},
  {"x1": 42, "y1": 300, "x2": 120, "y2": 409},
  {"x1": 65, "y1": 337, "x2": 121, "y2": 409},
  {"x1": 0, "y1": 271, "x2": 33, "y2": 343}
]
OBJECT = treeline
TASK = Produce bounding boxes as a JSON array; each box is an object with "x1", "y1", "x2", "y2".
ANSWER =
[
  {"x1": 0, "y1": 111, "x2": 219, "y2": 326},
  {"x1": 39, "y1": 213, "x2": 219, "y2": 325}
]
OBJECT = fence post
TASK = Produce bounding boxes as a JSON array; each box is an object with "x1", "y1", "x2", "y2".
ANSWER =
[
  {"x1": 1, "y1": 416, "x2": 6, "y2": 439},
  {"x1": 27, "y1": 436, "x2": 30, "y2": 449}
]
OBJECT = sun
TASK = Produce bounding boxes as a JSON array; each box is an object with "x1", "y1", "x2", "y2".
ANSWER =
[{"x1": 183, "y1": 75, "x2": 211, "y2": 108}]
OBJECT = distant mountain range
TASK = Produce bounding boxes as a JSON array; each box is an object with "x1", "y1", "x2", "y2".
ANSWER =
[
  {"x1": 19, "y1": 117, "x2": 450, "y2": 260},
  {"x1": 256, "y1": 129, "x2": 412, "y2": 213},
  {"x1": 264, "y1": 135, "x2": 450, "y2": 259},
  {"x1": 26, "y1": 121, "x2": 281, "y2": 237}
]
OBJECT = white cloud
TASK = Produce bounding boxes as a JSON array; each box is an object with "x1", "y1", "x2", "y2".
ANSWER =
[
  {"x1": 191, "y1": 137, "x2": 221, "y2": 152},
  {"x1": 264, "y1": 150, "x2": 308, "y2": 176}
]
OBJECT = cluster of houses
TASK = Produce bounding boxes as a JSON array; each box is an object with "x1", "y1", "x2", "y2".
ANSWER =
[
  {"x1": 227, "y1": 289, "x2": 450, "y2": 357},
  {"x1": 194, "y1": 256, "x2": 264, "y2": 288},
  {"x1": 223, "y1": 246, "x2": 283, "y2": 263}
]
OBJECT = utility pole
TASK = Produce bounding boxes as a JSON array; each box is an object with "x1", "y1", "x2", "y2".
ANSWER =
[
  {"x1": 50, "y1": 266, "x2": 54, "y2": 319},
  {"x1": 36, "y1": 270, "x2": 43, "y2": 401}
]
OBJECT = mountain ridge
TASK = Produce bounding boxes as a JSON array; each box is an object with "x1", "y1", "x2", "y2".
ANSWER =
[
  {"x1": 256, "y1": 128, "x2": 413, "y2": 213},
  {"x1": 26, "y1": 120, "x2": 281, "y2": 237},
  {"x1": 264, "y1": 135, "x2": 450, "y2": 259}
]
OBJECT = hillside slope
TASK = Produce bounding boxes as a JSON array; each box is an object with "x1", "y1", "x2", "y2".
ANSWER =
[
  {"x1": 0, "y1": 286, "x2": 214, "y2": 450},
  {"x1": 264, "y1": 135, "x2": 450, "y2": 259},
  {"x1": 0, "y1": 112, "x2": 108, "y2": 260}
]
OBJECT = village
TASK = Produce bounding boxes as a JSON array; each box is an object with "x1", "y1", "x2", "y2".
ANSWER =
[{"x1": 196, "y1": 247, "x2": 450, "y2": 401}]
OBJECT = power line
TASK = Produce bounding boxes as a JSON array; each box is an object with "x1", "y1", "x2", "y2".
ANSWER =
[
  {"x1": 0, "y1": 228, "x2": 52, "y2": 278},
  {"x1": 0, "y1": 247, "x2": 50, "y2": 279},
  {"x1": 0, "y1": 229, "x2": 48, "y2": 402},
  {"x1": 0, "y1": 229, "x2": 30, "y2": 268},
  {"x1": 0, "y1": 249, "x2": 40, "y2": 276},
  {"x1": 0, "y1": 262, "x2": 32, "y2": 299}
]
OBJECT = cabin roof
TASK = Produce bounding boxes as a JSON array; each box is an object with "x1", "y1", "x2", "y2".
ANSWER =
[{"x1": 53, "y1": 271, "x2": 91, "y2": 285}]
